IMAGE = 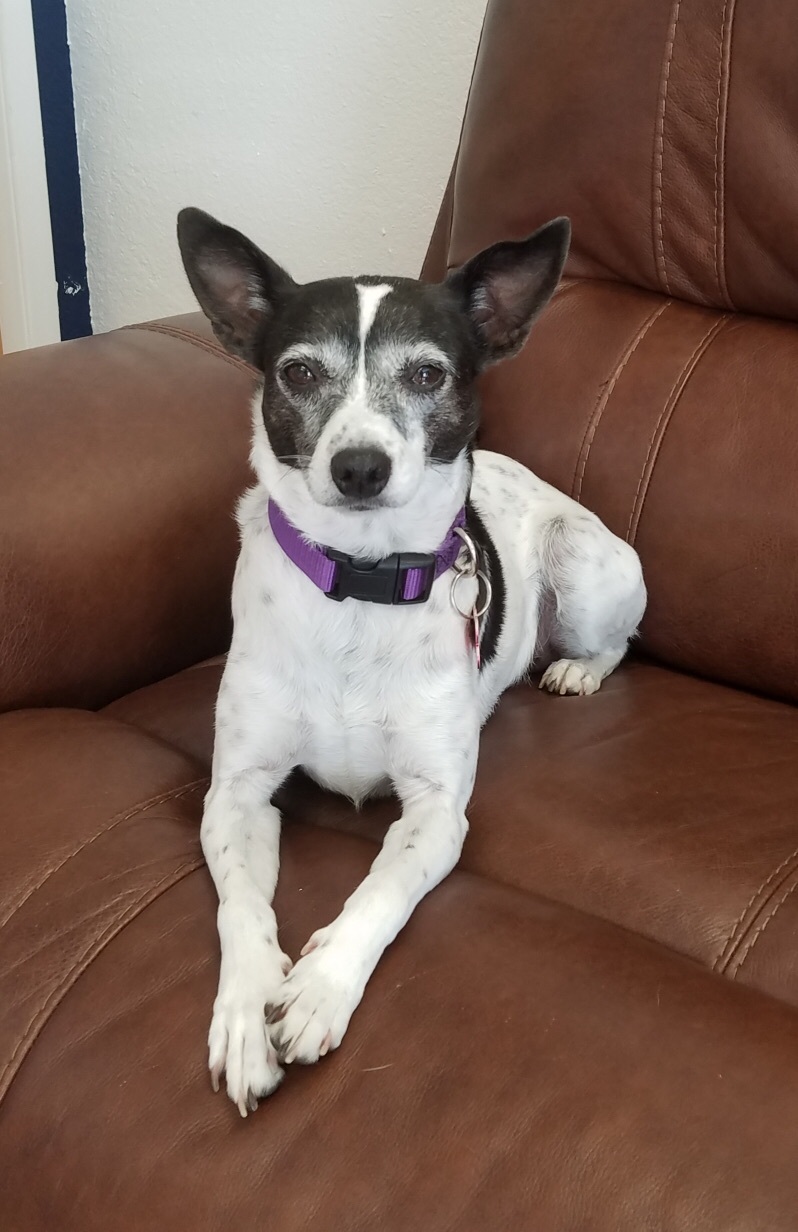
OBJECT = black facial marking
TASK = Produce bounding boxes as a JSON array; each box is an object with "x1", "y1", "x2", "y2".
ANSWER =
[
  {"x1": 426, "y1": 393, "x2": 480, "y2": 463},
  {"x1": 465, "y1": 501, "x2": 505, "y2": 670},
  {"x1": 257, "y1": 279, "x2": 360, "y2": 465},
  {"x1": 365, "y1": 278, "x2": 482, "y2": 458},
  {"x1": 253, "y1": 273, "x2": 485, "y2": 466}
]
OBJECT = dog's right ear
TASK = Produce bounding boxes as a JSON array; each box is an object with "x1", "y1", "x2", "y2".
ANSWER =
[{"x1": 176, "y1": 208, "x2": 295, "y2": 367}]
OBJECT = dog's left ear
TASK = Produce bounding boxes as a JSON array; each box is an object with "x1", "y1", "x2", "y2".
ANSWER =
[
  {"x1": 447, "y1": 217, "x2": 570, "y2": 367},
  {"x1": 176, "y1": 207, "x2": 295, "y2": 367}
]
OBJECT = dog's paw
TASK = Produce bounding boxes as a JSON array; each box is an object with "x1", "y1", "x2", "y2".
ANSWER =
[
  {"x1": 268, "y1": 939, "x2": 361, "y2": 1065},
  {"x1": 539, "y1": 658, "x2": 602, "y2": 696},
  {"x1": 208, "y1": 982, "x2": 288, "y2": 1115}
]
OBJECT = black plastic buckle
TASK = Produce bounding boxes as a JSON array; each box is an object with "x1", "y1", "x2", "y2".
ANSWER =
[{"x1": 326, "y1": 550, "x2": 436, "y2": 605}]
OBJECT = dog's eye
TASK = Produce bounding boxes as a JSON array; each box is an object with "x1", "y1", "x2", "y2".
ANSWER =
[
  {"x1": 408, "y1": 364, "x2": 445, "y2": 390},
  {"x1": 282, "y1": 362, "x2": 317, "y2": 388}
]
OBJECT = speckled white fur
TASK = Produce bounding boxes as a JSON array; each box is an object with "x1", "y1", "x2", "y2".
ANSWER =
[{"x1": 200, "y1": 284, "x2": 646, "y2": 1114}]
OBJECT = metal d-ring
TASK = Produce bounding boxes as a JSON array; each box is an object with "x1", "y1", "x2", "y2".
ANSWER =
[
  {"x1": 452, "y1": 525, "x2": 479, "y2": 577},
  {"x1": 450, "y1": 568, "x2": 493, "y2": 620}
]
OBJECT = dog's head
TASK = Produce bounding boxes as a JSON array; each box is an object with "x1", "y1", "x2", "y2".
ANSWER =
[{"x1": 177, "y1": 208, "x2": 569, "y2": 513}]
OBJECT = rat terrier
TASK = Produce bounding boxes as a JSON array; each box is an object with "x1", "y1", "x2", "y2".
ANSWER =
[{"x1": 177, "y1": 208, "x2": 646, "y2": 1114}]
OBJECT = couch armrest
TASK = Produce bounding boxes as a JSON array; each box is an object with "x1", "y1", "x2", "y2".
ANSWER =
[{"x1": 0, "y1": 314, "x2": 255, "y2": 712}]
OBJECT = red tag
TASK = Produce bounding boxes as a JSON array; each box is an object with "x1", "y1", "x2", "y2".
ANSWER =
[{"x1": 466, "y1": 609, "x2": 481, "y2": 669}]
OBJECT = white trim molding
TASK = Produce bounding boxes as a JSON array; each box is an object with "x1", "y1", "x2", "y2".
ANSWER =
[{"x1": 0, "y1": 0, "x2": 60, "y2": 352}]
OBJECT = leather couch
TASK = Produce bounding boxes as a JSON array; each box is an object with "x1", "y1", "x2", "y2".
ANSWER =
[{"x1": 3, "y1": 0, "x2": 798, "y2": 1227}]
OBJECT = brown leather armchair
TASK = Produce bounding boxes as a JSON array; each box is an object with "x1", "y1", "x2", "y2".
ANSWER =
[{"x1": 3, "y1": 1, "x2": 798, "y2": 1227}]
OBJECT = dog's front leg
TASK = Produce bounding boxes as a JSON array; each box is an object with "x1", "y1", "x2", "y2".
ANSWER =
[
  {"x1": 202, "y1": 771, "x2": 290, "y2": 1114},
  {"x1": 270, "y1": 723, "x2": 477, "y2": 1066},
  {"x1": 201, "y1": 681, "x2": 300, "y2": 1114}
]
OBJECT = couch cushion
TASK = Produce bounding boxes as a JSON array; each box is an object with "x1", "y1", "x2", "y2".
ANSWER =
[
  {"x1": 106, "y1": 659, "x2": 798, "y2": 1007},
  {"x1": 0, "y1": 707, "x2": 208, "y2": 1101},
  {"x1": 3, "y1": 817, "x2": 798, "y2": 1231},
  {"x1": 104, "y1": 654, "x2": 225, "y2": 767}
]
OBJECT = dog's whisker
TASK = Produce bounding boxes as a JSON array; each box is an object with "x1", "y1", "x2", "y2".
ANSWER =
[
  {"x1": 427, "y1": 467, "x2": 461, "y2": 497},
  {"x1": 272, "y1": 468, "x2": 300, "y2": 488}
]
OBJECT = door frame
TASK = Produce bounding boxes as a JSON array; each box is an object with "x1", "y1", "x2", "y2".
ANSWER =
[{"x1": 0, "y1": 0, "x2": 61, "y2": 352}]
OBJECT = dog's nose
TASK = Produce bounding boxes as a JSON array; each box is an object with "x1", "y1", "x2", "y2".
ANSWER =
[{"x1": 330, "y1": 448, "x2": 392, "y2": 499}]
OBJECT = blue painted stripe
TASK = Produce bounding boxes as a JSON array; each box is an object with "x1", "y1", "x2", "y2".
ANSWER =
[{"x1": 29, "y1": 0, "x2": 92, "y2": 339}]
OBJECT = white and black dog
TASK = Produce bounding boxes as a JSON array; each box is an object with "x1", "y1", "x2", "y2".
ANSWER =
[{"x1": 177, "y1": 207, "x2": 646, "y2": 1115}]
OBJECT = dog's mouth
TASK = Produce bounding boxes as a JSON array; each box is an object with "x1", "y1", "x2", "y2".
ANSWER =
[
  {"x1": 328, "y1": 492, "x2": 397, "y2": 513},
  {"x1": 343, "y1": 501, "x2": 385, "y2": 513}
]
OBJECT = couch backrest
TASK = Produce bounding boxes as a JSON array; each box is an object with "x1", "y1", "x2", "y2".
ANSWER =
[{"x1": 424, "y1": 0, "x2": 798, "y2": 703}]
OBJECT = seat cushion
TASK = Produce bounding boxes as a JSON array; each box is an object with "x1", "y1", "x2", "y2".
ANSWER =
[
  {"x1": 107, "y1": 658, "x2": 798, "y2": 1007},
  {"x1": 104, "y1": 654, "x2": 225, "y2": 768},
  {"x1": 4, "y1": 805, "x2": 798, "y2": 1231},
  {"x1": 0, "y1": 707, "x2": 209, "y2": 1102}
]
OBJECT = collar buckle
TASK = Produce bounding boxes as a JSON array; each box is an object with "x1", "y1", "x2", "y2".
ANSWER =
[{"x1": 326, "y1": 549, "x2": 436, "y2": 605}]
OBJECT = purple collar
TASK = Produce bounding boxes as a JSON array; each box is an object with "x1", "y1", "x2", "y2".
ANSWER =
[{"x1": 268, "y1": 500, "x2": 466, "y2": 605}]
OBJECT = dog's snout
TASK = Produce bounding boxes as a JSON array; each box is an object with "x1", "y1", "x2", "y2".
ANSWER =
[{"x1": 330, "y1": 448, "x2": 392, "y2": 500}]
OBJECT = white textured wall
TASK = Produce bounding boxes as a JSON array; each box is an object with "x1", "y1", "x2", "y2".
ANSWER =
[{"x1": 65, "y1": 0, "x2": 484, "y2": 334}]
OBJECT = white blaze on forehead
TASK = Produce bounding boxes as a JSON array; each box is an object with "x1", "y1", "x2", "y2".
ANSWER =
[
  {"x1": 356, "y1": 282, "x2": 392, "y2": 345},
  {"x1": 355, "y1": 282, "x2": 392, "y2": 397}
]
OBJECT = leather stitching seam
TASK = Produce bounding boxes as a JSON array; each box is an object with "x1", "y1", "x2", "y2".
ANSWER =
[
  {"x1": 713, "y1": 0, "x2": 737, "y2": 309},
  {"x1": 713, "y1": 845, "x2": 798, "y2": 972},
  {"x1": 122, "y1": 322, "x2": 258, "y2": 377},
  {"x1": 571, "y1": 301, "x2": 669, "y2": 502},
  {"x1": 0, "y1": 857, "x2": 204, "y2": 1103},
  {"x1": 626, "y1": 315, "x2": 728, "y2": 544},
  {"x1": 0, "y1": 778, "x2": 208, "y2": 930},
  {"x1": 653, "y1": 0, "x2": 683, "y2": 294},
  {"x1": 730, "y1": 876, "x2": 798, "y2": 978}
]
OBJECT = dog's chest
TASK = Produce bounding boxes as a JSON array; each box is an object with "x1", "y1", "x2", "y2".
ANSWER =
[{"x1": 235, "y1": 530, "x2": 474, "y2": 798}]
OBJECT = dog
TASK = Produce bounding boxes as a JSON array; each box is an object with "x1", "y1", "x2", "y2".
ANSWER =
[{"x1": 177, "y1": 207, "x2": 646, "y2": 1115}]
